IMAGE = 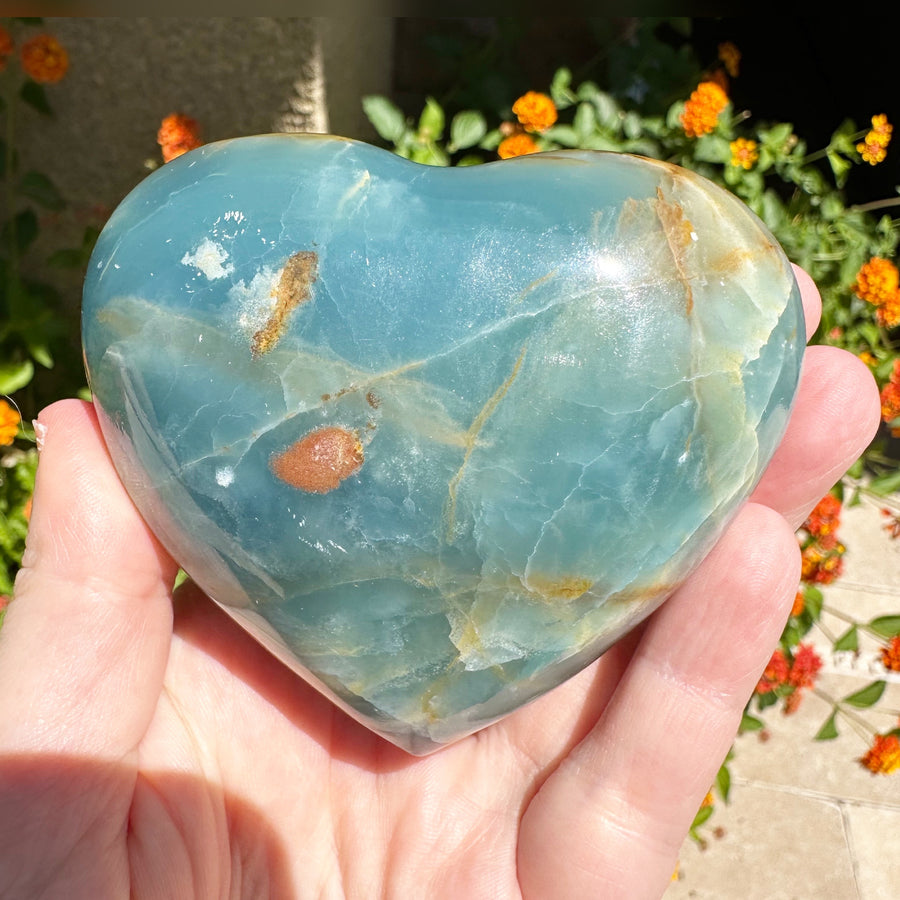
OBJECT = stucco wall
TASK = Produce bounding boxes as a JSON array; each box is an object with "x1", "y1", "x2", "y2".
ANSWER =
[{"x1": 19, "y1": 17, "x2": 393, "y2": 211}]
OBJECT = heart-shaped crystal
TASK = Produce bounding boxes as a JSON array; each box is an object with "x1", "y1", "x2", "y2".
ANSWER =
[{"x1": 82, "y1": 136, "x2": 804, "y2": 753}]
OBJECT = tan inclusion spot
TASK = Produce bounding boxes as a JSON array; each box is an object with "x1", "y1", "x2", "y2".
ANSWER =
[
  {"x1": 270, "y1": 426, "x2": 363, "y2": 494},
  {"x1": 251, "y1": 250, "x2": 318, "y2": 357},
  {"x1": 523, "y1": 574, "x2": 593, "y2": 602},
  {"x1": 655, "y1": 187, "x2": 695, "y2": 315}
]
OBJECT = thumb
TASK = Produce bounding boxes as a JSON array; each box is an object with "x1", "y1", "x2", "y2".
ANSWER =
[{"x1": 0, "y1": 399, "x2": 177, "y2": 758}]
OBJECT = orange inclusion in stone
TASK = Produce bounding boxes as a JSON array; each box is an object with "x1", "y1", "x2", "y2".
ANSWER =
[{"x1": 271, "y1": 426, "x2": 364, "y2": 493}]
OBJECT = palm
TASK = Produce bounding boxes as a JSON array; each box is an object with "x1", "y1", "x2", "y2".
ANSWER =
[{"x1": 0, "y1": 269, "x2": 883, "y2": 898}]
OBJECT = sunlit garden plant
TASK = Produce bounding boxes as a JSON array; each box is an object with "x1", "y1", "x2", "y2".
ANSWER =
[{"x1": 361, "y1": 37, "x2": 900, "y2": 810}]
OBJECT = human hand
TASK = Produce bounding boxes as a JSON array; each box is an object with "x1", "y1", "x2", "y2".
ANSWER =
[{"x1": 0, "y1": 267, "x2": 880, "y2": 899}]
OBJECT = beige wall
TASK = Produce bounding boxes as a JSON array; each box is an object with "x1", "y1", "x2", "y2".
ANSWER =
[{"x1": 19, "y1": 17, "x2": 394, "y2": 211}]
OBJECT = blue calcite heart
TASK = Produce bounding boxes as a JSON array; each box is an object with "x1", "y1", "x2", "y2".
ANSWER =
[{"x1": 82, "y1": 135, "x2": 804, "y2": 754}]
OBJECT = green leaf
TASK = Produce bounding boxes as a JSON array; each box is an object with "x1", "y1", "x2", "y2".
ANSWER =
[
  {"x1": 573, "y1": 102, "x2": 596, "y2": 143},
  {"x1": 826, "y1": 149, "x2": 852, "y2": 188},
  {"x1": 0, "y1": 359, "x2": 34, "y2": 393},
  {"x1": 18, "y1": 171, "x2": 66, "y2": 211},
  {"x1": 417, "y1": 97, "x2": 444, "y2": 141},
  {"x1": 814, "y1": 710, "x2": 839, "y2": 741},
  {"x1": 739, "y1": 711, "x2": 765, "y2": 732},
  {"x1": 27, "y1": 340, "x2": 53, "y2": 369},
  {"x1": 841, "y1": 680, "x2": 886, "y2": 709},
  {"x1": 690, "y1": 804, "x2": 714, "y2": 830},
  {"x1": 715, "y1": 762, "x2": 731, "y2": 803},
  {"x1": 833, "y1": 624, "x2": 859, "y2": 652},
  {"x1": 454, "y1": 154, "x2": 483, "y2": 167},
  {"x1": 803, "y1": 585, "x2": 824, "y2": 620},
  {"x1": 868, "y1": 615, "x2": 900, "y2": 639},
  {"x1": 449, "y1": 111, "x2": 486, "y2": 151},
  {"x1": 20, "y1": 81, "x2": 52, "y2": 117},
  {"x1": 591, "y1": 91, "x2": 620, "y2": 131},
  {"x1": 542, "y1": 125, "x2": 578, "y2": 148},
  {"x1": 549, "y1": 67, "x2": 576, "y2": 110},
  {"x1": 868, "y1": 469, "x2": 900, "y2": 496},
  {"x1": 361, "y1": 95, "x2": 406, "y2": 144}
]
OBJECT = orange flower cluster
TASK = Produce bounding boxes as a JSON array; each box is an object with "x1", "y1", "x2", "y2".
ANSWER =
[
  {"x1": 756, "y1": 648, "x2": 790, "y2": 694},
  {"x1": 20, "y1": 34, "x2": 68, "y2": 84},
  {"x1": 755, "y1": 643, "x2": 824, "y2": 713},
  {"x1": 729, "y1": 137, "x2": 758, "y2": 169},
  {"x1": 857, "y1": 114, "x2": 892, "y2": 166},
  {"x1": 718, "y1": 41, "x2": 741, "y2": 78},
  {"x1": 804, "y1": 492, "x2": 841, "y2": 539},
  {"x1": 498, "y1": 132, "x2": 539, "y2": 160},
  {"x1": 158, "y1": 113, "x2": 202, "y2": 163},
  {"x1": 881, "y1": 636, "x2": 900, "y2": 672},
  {"x1": 851, "y1": 256, "x2": 900, "y2": 328},
  {"x1": 801, "y1": 540, "x2": 845, "y2": 584},
  {"x1": 852, "y1": 257, "x2": 900, "y2": 329},
  {"x1": 0, "y1": 399, "x2": 21, "y2": 446},
  {"x1": 799, "y1": 493, "x2": 845, "y2": 584},
  {"x1": 756, "y1": 644, "x2": 823, "y2": 715},
  {"x1": 860, "y1": 733, "x2": 900, "y2": 775},
  {"x1": 0, "y1": 25, "x2": 13, "y2": 72},
  {"x1": 511, "y1": 91, "x2": 558, "y2": 133},
  {"x1": 680, "y1": 81, "x2": 728, "y2": 138},
  {"x1": 880, "y1": 360, "x2": 900, "y2": 437}
]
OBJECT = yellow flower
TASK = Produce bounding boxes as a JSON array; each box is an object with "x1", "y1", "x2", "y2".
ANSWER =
[
  {"x1": 498, "y1": 132, "x2": 540, "y2": 160},
  {"x1": 858, "y1": 351, "x2": 877, "y2": 367},
  {"x1": 0, "y1": 399, "x2": 21, "y2": 446},
  {"x1": 853, "y1": 257, "x2": 899, "y2": 306},
  {"x1": 680, "y1": 81, "x2": 729, "y2": 138},
  {"x1": 511, "y1": 92, "x2": 557, "y2": 133},
  {"x1": 20, "y1": 34, "x2": 68, "y2": 84},
  {"x1": 730, "y1": 137, "x2": 759, "y2": 169},
  {"x1": 718, "y1": 41, "x2": 741, "y2": 78},
  {"x1": 857, "y1": 114, "x2": 892, "y2": 165}
]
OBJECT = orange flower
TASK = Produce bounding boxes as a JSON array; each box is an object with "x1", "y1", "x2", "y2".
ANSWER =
[
  {"x1": 498, "y1": 132, "x2": 539, "y2": 160},
  {"x1": 791, "y1": 590, "x2": 805, "y2": 617},
  {"x1": 157, "y1": 113, "x2": 202, "y2": 163},
  {"x1": 853, "y1": 257, "x2": 899, "y2": 306},
  {"x1": 857, "y1": 114, "x2": 892, "y2": 165},
  {"x1": 800, "y1": 540, "x2": 845, "y2": 584},
  {"x1": 511, "y1": 91, "x2": 557, "y2": 133},
  {"x1": 0, "y1": 25, "x2": 13, "y2": 72},
  {"x1": 881, "y1": 507, "x2": 900, "y2": 539},
  {"x1": 881, "y1": 361, "x2": 900, "y2": 436},
  {"x1": 788, "y1": 644, "x2": 823, "y2": 690},
  {"x1": 876, "y1": 291, "x2": 900, "y2": 329},
  {"x1": 803, "y1": 493, "x2": 842, "y2": 539},
  {"x1": 20, "y1": 34, "x2": 68, "y2": 84},
  {"x1": 860, "y1": 733, "x2": 900, "y2": 774},
  {"x1": 858, "y1": 351, "x2": 877, "y2": 367},
  {"x1": 881, "y1": 636, "x2": 900, "y2": 672},
  {"x1": 0, "y1": 399, "x2": 20, "y2": 446},
  {"x1": 718, "y1": 41, "x2": 741, "y2": 78},
  {"x1": 680, "y1": 81, "x2": 729, "y2": 138},
  {"x1": 729, "y1": 137, "x2": 758, "y2": 169},
  {"x1": 756, "y1": 648, "x2": 789, "y2": 694}
]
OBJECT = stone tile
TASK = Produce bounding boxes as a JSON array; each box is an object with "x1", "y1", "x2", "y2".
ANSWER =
[
  {"x1": 735, "y1": 673, "x2": 900, "y2": 808},
  {"x1": 666, "y1": 784, "x2": 856, "y2": 899},
  {"x1": 844, "y1": 804, "x2": 900, "y2": 899},
  {"x1": 835, "y1": 496, "x2": 900, "y2": 593}
]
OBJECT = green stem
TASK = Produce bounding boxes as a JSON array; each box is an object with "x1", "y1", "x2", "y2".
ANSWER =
[{"x1": 850, "y1": 197, "x2": 900, "y2": 214}]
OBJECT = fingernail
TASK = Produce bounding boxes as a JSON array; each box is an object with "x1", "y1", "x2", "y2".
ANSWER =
[{"x1": 33, "y1": 420, "x2": 48, "y2": 453}]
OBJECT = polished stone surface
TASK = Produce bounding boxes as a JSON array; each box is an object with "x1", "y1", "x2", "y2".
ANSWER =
[{"x1": 82, "y1": 135, "x2": 804, "y2": 753}]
